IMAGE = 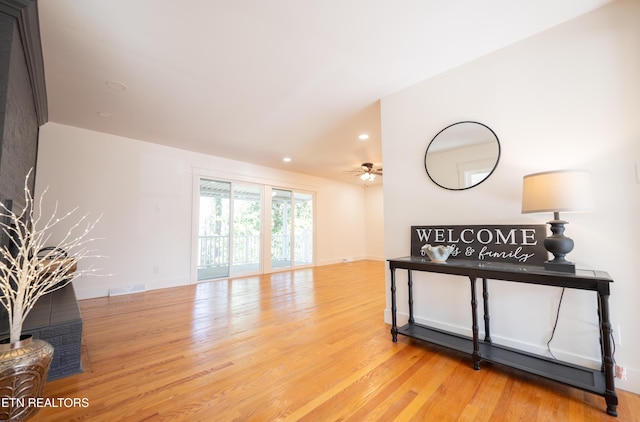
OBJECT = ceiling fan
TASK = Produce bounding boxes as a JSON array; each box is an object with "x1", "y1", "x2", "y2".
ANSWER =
[{"x1": 349, "y1": 162, "x2": 382, "y2": 182}]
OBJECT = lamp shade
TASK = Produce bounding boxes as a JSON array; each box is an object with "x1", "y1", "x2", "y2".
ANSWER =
[{"x1": 522, "y1": 170, "x2": 594, "y2": 214}]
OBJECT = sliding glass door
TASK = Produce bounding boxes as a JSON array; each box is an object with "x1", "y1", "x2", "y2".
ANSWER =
[
  {"x1": 231, "y1": 184, "x2": 261, "y2": 275},
  {"x1": 271, "y1": 189, "x2": 313, "y2": 270},
  {"x1": 197, "y1": 180, "x2": 263, "y2": 280},
  {"x1": 271, "y1": 189, "x2": 292, "y2": 270},
  {"x1": 196, "y1": 177, "x2": 314, "y2": 281},
  {"x1": 294, "y1": 192, "x2": 313, "y2": 266},
  {"x1": 197, "y1": 180, "x2": 231, "y2": 280}
]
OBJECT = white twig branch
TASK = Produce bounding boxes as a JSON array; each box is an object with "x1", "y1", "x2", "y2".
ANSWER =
[{"x1": 0, "y1": 170, "x2": 102, "y2": 343}]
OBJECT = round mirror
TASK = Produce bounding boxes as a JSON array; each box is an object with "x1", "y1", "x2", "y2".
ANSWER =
[{"x1": 424, "y1": 121, "x2": 500, "y2": 190}]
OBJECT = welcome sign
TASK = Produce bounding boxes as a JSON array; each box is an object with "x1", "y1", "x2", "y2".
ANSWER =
[{"x1": 411, "y1": 225, "x2": 548, "y2": 265}]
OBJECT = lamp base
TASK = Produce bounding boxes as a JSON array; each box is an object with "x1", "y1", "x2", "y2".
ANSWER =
[
  {"x1": 544, "y1": 260, "x2": 576, "y2": 273},
  {"x1": 543, "y1": 218, "x2": 576, "y2": 274}
]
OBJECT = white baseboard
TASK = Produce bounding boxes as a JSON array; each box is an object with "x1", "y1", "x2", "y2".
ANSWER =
[
  {"x1": 317, "y1": 256, "x2": 369, "y2": 266},
  {"x1": 108, "y1": 284, "x2": 146, "y2": 296},
  {"x1": 75, "y1": 276, "x2": 191, "y2": 300}
]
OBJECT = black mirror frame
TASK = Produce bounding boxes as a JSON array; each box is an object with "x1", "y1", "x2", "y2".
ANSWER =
[{"x1": 424, "y1": 121, "x2": 501, "y2": 191}]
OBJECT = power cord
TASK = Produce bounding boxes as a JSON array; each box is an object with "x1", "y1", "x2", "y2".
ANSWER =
[
  {"x1": 546, "y1": 287, "x2": 565, "y2": 359},
  {"x1": 546, "y1": 287, "x2": 618, "y2": 370}
]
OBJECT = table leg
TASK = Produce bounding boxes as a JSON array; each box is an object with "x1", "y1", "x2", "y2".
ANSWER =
[
  {"x1": 470, "y1": 276, "x2": 481, "y2": 370},
  {"x1": 597, "y1": 297, "x2": 605, "y2": 372},
  {"x1": 390, "y1": 266, "x2": 398, "y2": 342},
  {"x1": 408, "y1": 270, "x2": 414, "y2": 325},
  {"x1": 482, "y1": 278, "x2": 491, "y2": 343},
  {"x1": 598, "y1": 291, "x2": 618, "y2": 416}
]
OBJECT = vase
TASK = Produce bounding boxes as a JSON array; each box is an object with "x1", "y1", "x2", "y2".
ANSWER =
[{"x1": 0, "y1": 335, "x2": 54, "y2": 421}]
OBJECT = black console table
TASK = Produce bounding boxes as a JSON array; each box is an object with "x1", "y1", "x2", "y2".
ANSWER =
[{"x1": 388, "y1": 256, "x2": 618, "y2": 416}]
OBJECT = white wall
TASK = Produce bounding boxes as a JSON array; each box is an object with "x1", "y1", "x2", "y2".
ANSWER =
[
  {"x1": 381, "y1": 0, "x2": 640, "y2": 394},
  {"x1": 365, "y1": 184, "x2": 385, "y2": 261},
  {"x1": 35, "y1": 122, "x2": 373, "y2": 299}
]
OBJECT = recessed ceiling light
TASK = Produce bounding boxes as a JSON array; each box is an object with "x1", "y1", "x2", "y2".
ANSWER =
[
  {"x1": 97, "y1": 111, "x2": 115, "y2": 118},
  {"x1": 105, "y1": 80, "x2": 127, "y2": 91},
  {"x1": 283, "y1": 157, "x2": 292, "y2": 162},
  {"x1": 358, "y1": 134, "x2": 369, "y2": 140}
]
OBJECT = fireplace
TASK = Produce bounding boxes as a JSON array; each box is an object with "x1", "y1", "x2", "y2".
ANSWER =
[
  {"x1": 0, "y1": 1, "x2": 82, "y2": 381},
  {"x1": 0, "y1": 0, "x2": 46, "y2": 214}
]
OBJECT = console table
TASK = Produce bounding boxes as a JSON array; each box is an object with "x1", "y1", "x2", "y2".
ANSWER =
[{"x1": 388, "y1": 256, "x2": 618, "y2": 416}]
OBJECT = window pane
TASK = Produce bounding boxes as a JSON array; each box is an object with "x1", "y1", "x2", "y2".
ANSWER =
[
  {"x1": 232, "y1": 184, "x2": 261, "y2": 275},
  {"x1": 198, "y1": 180, "x2": 230, "y2": 280},
  {"x1": 294, "y1": 192, "x2": 313, "y2": 266},
  {"x1": 271, "y1": 189, "x2": 292, "y2": 269}
]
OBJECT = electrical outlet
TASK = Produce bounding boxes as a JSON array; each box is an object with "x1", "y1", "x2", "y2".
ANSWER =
[
  {"x1": 153, "y1": 265, "x2": 159, "y2": 274},
  {"x1": 636, "y1": 161, "x2": 640, "y2": 183},
  {"x1": 615, "y1": 364, "x2": 628, "y2": 380}
]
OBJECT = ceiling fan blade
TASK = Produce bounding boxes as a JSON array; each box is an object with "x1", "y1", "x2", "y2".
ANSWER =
[{"x1": 344, "y1": 163, "x2": 382, "y2": 177}]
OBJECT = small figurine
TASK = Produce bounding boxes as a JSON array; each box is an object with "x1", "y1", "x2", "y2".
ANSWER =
[{"x1": 421, "y1": 244, "x2": 455, "y2": 263}]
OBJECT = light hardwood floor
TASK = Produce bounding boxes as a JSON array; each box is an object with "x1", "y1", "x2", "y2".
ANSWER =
[{"x1": 33, "y1": 260, "x2": 638, "y2": 421}]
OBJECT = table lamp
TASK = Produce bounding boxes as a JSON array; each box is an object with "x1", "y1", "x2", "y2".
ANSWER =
[{"x1": 521, "y1": 170, "x2": 594, "y2": 273}]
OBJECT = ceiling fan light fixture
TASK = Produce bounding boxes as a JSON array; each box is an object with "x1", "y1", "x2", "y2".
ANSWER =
[
  {"x1": 348, "y1": 162, "x2": 381, "y2": 183},
  {"x1": 360, "y1": 172, "x2": 375, "y2": 182}
]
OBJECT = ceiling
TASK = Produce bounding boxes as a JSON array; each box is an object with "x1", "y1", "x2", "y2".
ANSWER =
[{"x1": 37, "y1": 0, "x2": 614, "y2": 185}]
